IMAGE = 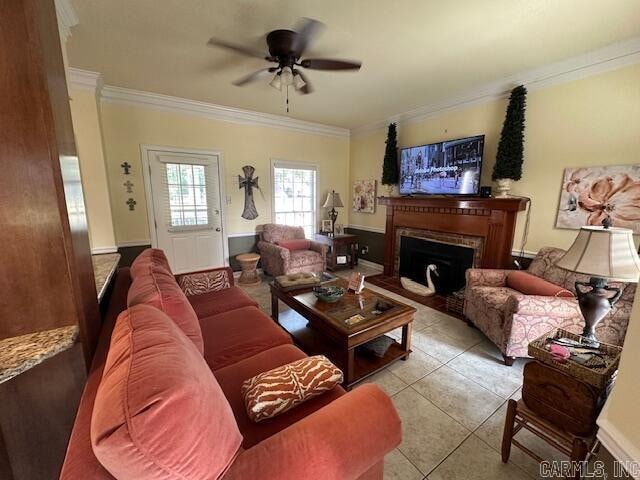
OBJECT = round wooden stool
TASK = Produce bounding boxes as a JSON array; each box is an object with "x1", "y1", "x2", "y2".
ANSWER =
[{"x1": 236, "y1": 253, "x2": 261, "y2": 286}]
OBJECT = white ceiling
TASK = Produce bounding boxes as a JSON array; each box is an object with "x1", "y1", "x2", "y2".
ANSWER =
[{"x1": 67, "y1": 0, "x2": 640, "y2": 129}]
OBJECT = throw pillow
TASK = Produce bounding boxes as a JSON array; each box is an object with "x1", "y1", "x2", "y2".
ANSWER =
[
  {"x1": 178, "y1": 270, "x2": 231, "y2": 296},
  {"x1": 507, "y1": 271, "x2": 574, "y2": 297},
  {"x1": 277, "y1": 239, "x2": 311, "y2": 251},
  {"x1": 242, "y1": 355, "x2": 343, "y2": 422}
]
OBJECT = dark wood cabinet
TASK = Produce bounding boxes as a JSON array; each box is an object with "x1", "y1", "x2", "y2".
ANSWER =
[{"x1": 0, "y1": 0, "x2": 100, "y2": 478}]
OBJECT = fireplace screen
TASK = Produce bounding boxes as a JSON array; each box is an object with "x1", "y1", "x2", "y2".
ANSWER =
[{"x1": 399, "y1": 236, "x2": 474, "y2": 294}]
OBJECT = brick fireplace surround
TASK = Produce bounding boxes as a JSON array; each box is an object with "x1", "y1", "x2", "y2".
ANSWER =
[{"x1": 378, "y1": 196, "x2": 528, "y2": 277}]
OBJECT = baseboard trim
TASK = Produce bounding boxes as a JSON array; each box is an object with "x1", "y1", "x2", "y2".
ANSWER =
[
  {"x1": 117, "y1": 240, "x2": 152, "y2": 248},
  {"x1": 597, "y1": 417, "x2": 640, "y2": 478},
  {"x1": 511, "y1": 249, "x2": 537, "y2": 259},
  {"x1": 358, "y1": 259, "x2": 384, "y2": 271},
  {"x1": 91, "y1": 246, "x2": 118, "y2": 254}
]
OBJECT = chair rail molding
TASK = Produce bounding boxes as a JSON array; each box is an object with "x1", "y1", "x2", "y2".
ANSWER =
[{"x1": 351, "y1": 36, "x2": 640, "y2": 137}]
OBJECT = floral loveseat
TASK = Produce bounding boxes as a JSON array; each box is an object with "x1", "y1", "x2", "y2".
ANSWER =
[
  {"x1": 464, "y1": 247, "x2": 635, "y2": 364},
  {"x1": 257, "y1": 224, "x2": 326, "y2": 276}
]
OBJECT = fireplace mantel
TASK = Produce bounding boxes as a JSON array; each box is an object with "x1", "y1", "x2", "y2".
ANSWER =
[{"x1": 378, "y1": 196, "x2": 528, "y2": 275}]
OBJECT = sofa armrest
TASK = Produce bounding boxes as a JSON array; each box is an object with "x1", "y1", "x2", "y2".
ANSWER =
[
  {"x1": 257, "y1": 241, "x2": 290, "y2": 261},
  {"x1": 506, "y1": 294, "x2": 581, "y2": 319},
  {"x1": 174, "y1": 266, "x2": 234, "y2": 295},
  {"x1": 308, "y1": 240, "x2": 327, "y2": 258},
  {"x1": 223, "y1": 384, "x2": 401, "y2": 480},
  {"x1": 466, "y1": 268, "x2": 510, "y2": 288}
]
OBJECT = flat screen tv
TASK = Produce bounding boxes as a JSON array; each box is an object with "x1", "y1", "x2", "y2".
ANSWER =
[{"x1": 398, "y1": 134, "x2": 484, "y2": 196}]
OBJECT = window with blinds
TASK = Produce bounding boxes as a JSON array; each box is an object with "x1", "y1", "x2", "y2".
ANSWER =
[
  {"x1": 272, "y1": 163, "x2": 317, "y2": 238},
  {"x1": 163, "y1": 162, "x2": 214, "y2": 231}
]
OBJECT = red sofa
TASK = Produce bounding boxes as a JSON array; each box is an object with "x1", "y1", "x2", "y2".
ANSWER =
[{"x1": 60, "y1": 249, "x2": 401, "y2": 479}]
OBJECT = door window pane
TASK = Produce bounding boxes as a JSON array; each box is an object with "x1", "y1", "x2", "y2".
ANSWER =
[
  {"x1": 272, "y1": 164, "x2": 316, "y2": 239},
  {"x1": 165, "y1": 163, "x2": 210, "y2": 228}
]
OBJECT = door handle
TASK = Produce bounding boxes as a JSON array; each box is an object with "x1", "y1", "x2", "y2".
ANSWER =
[
  {"x1": 214, "y1": 209, "x2": 220, "y2": 215},
  {"x1": 215, "y1": 227, "x2": 221, "y2": 232}
]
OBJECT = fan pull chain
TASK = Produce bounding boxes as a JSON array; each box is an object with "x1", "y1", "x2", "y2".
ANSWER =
[{"x1": 286, "y1": 84, "x2": 290, "y2": 113}]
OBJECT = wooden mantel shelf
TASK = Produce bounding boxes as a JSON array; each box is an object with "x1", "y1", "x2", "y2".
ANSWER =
[
  {"x1": 378, "y1": 195, "x2": 527, "y2": 211},
  {"x1": 378, "y1": 195, "x2": 528, "y2": 275}
]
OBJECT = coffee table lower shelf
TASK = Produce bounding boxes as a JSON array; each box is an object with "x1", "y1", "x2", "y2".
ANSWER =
[{"x1": 277, "y1": 309, "x2": 410, "y2": 389}]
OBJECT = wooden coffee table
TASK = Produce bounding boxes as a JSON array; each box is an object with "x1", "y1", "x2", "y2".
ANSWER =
[{"x1": 270, "y1": 277, "x2": 416, "y2": 389}]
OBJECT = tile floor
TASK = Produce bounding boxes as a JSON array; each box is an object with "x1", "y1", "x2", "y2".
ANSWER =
[{"x1": 236, "y1": 264, "x2": 583, "y2": 480}]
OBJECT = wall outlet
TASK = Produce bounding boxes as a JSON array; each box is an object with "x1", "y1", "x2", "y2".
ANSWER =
[{"x1": 361, "y1": 245, "x2": 369, "y2": 255}]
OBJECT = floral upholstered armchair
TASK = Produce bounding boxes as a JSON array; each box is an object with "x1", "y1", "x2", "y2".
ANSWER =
[
  {"x1": 257, "y1": 224, "x2": 327, "y2": 277},
  {"x1": 464, "y1": 247, "x2": 635, "y2": 365}
]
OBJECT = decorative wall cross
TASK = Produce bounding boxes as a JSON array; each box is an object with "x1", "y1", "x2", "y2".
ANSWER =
[
  {"x1": 123, "y1": 180, "x2": 134, "y2": 193},
  {"x1": 126, "y1": 198, "x2": 137, "y2": 211},
  {"x1": 238, "y1": 165, "x2": 259, "y2": 220},
  {"x1": 121, "y1": 162, "x2": 132, "y2": 175}
]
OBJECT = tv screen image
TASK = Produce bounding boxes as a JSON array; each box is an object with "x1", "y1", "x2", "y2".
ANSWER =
[{"x1": 399, "y1": 135, "x2": 484, "y2": 195}]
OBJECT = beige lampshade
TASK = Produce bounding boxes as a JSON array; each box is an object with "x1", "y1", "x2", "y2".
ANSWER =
[
  {"x1": 555, "y1": 226, "x2": 640, "y2": 282},
  {"x1": 322, "y1": 190, "x2": 344, "y2": 208}
]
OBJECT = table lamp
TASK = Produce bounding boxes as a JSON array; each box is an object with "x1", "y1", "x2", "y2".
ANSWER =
[
  {"x1": 555, "y1": 221, "x2": 640, "y2": 347},
  {"x1": 322, "y1": 190, "x2": 344, "y2": 236}
]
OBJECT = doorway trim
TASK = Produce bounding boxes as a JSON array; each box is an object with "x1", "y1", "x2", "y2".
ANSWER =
[{"x1": 140, "y1": 144, "x2": 230, "y2": 267}]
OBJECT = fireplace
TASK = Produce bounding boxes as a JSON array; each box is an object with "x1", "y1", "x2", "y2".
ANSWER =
[{"x1": 399, "y1": 236, "x2": 474, "y2": 294}]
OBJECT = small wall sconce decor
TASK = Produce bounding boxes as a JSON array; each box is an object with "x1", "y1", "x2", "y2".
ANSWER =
[
  {"x1": 121, "y1": 162, "x2": 132, "y2": 175},
  {"x1": 126, "y1": 198, "x2": 137, "y2": 211},
  {"x1": 124, "y1": 180, "x2": 133, "y2": 193}
]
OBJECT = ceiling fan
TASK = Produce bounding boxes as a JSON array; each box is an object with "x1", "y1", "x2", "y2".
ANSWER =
[{"x1": 207, "y1": 18, "x2": 362, "y2": 96}]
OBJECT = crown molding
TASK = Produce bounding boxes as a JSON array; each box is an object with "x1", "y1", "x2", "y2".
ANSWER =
[
  {"x1": 68, "y1": 68, "x2": 102, "y2": 94},
  {"x1": 54, "y1": 0, "x2": 79, "y2": 43},
  {"x1": 97, "y1": 85, "x2": 350, "y2": 138},
  {"x1": 351, "y1": 37, "x2": 640, "y2": 138}
]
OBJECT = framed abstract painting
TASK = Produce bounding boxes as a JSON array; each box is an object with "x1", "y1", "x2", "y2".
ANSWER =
[
  {"x1": 352, "y1": 180, "x2": 376, "y2": 214},
  {"x1": 555, "y1": 164, "x2": 640, "y2": 233}
]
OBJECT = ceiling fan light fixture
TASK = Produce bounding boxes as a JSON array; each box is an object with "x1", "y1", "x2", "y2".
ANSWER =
[
  {"x1": 269, "y1": 72, "x2": 282, "y2": 91},
  {"x1": 280, "y1": 66, "x2": 294, "y2": 86},
  {"x1": 293, "y1": 72, "x2": 306, "y2": 90}
]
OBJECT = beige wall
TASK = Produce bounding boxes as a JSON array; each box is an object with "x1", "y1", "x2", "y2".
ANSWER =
[
  {"x1": 98, "y1": 102, "x2": 350, "y2": 244},
  {"x1": 69, "y1": 88, "x2": 117, "y2": 251},
  {"x1": 350, "y1": 64, "x2": 640, "y2": 253}
]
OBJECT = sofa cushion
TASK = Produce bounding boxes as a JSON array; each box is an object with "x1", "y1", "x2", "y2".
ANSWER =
[
  {"x1": 507, "y1": 271, "x2": 574, "y2": 298},
  {"x1": 214, "y1": 344, "x2": 345, "y2": 448},
  {"x1": 242, "y1": 355, "x2": 343, "y2": 422},
  {"x1": 201, "y1": 306, "x2": 292, "y2": 370},
  {"x1": 289, "y1": 250, "x2": 323, "y2": 269},
  {"x1": 91, "y1": 304, "x2": 242, "y2": 480},
  {"x1": 188, "y1": 286, "x2": 258, "y2": 318},
  {"x1": 130, "y1": 248, "x2": 172, "y2": 279},
  {"x1": 127, "y1": 272, "x2": 204, "y2": 354},
  {"x1": 277, "y1": 239, "x2": 311, "y2": 251}
]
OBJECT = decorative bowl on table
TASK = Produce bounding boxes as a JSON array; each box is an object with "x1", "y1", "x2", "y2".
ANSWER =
[{"x1": 312, "y1": 286, "x2": 345, "y2": 303}]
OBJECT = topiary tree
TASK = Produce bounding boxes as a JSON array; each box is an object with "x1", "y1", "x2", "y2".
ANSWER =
[
  {"x1": 492, "y1": 85, "x2": 527, "y2": 181},
  {"x1": 382, "y1": 123, "x2": 399, "y2": 186}
]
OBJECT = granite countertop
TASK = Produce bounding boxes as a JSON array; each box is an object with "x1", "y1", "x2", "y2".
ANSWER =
[
  {"x1": 0, "y1": 326, "x2": 79, "y2": 384},
  {"x1": 92, "y1": 253, "x2": 121, "y2": 301}
]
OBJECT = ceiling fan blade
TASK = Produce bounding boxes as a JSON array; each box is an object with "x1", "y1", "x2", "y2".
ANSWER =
[
  {"x1": 299, "y1": 58, "x2": 362, "y2": 71},
  {"x1": 292, "y1": 18, "x2": 325, "y2": 57},
  {"x1": 207, "y1": 37, "x2": 270, "y2": 60},
  {"x1": 232, "y1": 68, "x2": 276, "y2": 86},
  {"x1": 295, "y1": 70, "x2": 313, "y2": 94}
]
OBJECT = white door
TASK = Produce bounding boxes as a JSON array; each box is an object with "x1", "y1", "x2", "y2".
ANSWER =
[{"x1": 146, "y1": 149, "x2": 224, "y2": 273}]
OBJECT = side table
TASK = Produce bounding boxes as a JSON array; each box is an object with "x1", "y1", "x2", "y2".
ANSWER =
[
  {"x1": 236, "y1": 253, "x2": 261, "y2": 286},
  {"x1": 313, "y1": 233, "x2": 358, "y2": 271}
]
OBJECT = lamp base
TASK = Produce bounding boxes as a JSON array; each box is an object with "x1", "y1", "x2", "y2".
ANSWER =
[{"x1": 575, "y1": 277, "x2": 623, "y2": 348}]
